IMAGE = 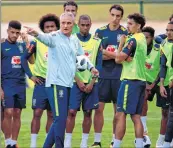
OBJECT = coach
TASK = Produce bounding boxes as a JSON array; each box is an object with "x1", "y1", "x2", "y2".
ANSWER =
[{"x1": 25, "y1": 12, "x2": 99, "y2": 148}]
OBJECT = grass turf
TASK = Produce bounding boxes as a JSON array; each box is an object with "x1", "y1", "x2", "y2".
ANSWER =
[
  {"x1": 1, "y1": 88, "x2": 162, "y2": 147},
  {"x1": 1, "y1": 4, "x2": 173, "y2": 22}
]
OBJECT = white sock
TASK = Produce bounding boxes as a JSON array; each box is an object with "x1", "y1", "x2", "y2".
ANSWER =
[
  {"x1": 112, "y1": 134, "x2": 115, "y2": 142},
  {"x1": 157, "y1": 134, "x2": 165, "y2": 142},
  {"x1": 163, "y1": 141, "x2": 171, "y2": 147},
  {"x1": 113, "y1": 139, "x2": 121, "y2": 148},
  {"x1": 141, "y1": 116, "x2": 148, "y2": 134},
  {"x1": 30, "y1": 134, "x2": 38, "y2": 148},
  {"x1": 64, "y1": 133, "x2": 72, "y2": 147},
  {"x1": 171, "y1": 139, "x2": 173, "y2": 146},
  {"x1": 135, "y1": 138, "x2": 143, "y2": 148},
  {"x1": 5, "y1": 138, "x2": 11, "y2": 146},
  {"x1": 80, "y1": 133, "x2": 89, "y2": 148},
  {"x1": 94, "y1": 133, "x2": 101, "y2": 142},
  {"x1": 46, "y1": 133, "x2": 48, "y2": 138},
  {"x1": 11, "y1": 140, "x2": 17, "y2": 146}
]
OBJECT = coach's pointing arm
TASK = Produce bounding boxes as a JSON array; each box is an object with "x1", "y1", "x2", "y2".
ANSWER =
[{"x1": 25, "y1": 26, "x2": 56, "y2": 48}]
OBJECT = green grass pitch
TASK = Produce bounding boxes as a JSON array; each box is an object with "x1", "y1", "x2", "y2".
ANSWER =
[{"x1": 1, "y1": 88, "x2": 162, "y2": 147}]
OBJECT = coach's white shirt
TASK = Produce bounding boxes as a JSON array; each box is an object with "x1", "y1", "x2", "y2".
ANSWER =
[{"x1": 36, "y1": 30, "x2": 93, "y2": 87}]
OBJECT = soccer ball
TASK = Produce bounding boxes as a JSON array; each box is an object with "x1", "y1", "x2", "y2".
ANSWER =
[
  {"x1": 106, "y1": 45, "x2": 117, "y2": 52},
  {"x1": 76, "y1": 55, "x2": 88, "y2": 72}
]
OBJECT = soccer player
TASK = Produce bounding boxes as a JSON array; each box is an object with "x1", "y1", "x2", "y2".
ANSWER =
[
  {"x1": 64, "y1": 15, "x2": 102, "y2": 148},
  {"x1": 91, "y1": 4, "x2": 127, "y2": 147},
  {"x1": 25, "y1": 12, "x2": 99, "y2": 148},
  {"x1": 160, "y1": 21, "x2": 173, "y2": 147},
  {"x1": 141, "y1": 26, "x2": 169, "y2": 147},
  {"x1": 113, "y1": 13, "x2": 147, "y2": 147},
  {"x1": 64, "y1": 0, "x2": 79, "y2": 34},
  {"x1": 1, "y1": 20, "x2": 38, "y2": 148},
  {"x1": 21, "y1": 14, "x2": 60, "y2": 148}
]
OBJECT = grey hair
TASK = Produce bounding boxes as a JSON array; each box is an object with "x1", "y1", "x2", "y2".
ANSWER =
[{"x1": 60, "y1": 12, "x2": 75, "y2": 22}]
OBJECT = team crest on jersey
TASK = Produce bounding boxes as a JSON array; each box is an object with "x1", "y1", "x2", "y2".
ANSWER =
[
  {"x1": 18, "y1": 44, "x2": 24, "y2": 53},
  {"x1": 59, "y1": 90, "x2": 64, "y2": 98},
  {"x1": 11, "y1": 56, "x2": 21, "y2": 68},
  {"x1": 145, "y1": 62, "x2": 153, "y2": 69},
  {"x1": 117, "y1": 34, "x2": 122, "y2": 42},
  {"x1": 84, "y1": 51, "x2": 91, "y2": 58}
]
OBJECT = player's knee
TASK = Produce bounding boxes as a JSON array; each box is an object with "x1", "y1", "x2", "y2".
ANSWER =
[
  {"x1": 4, "y1": 109, "x2": 13, "y2": 118},
  {"x1": 95, "y1": 107, "x2": 104, "y2": 115},
  {"x1": 162, "y1": 109, "x2": 169, "y2": 119},
  {"x1": 68, "y1": 110, "x2": 77, "y2": 118},
  {"x1": 131, "y1": 114, "x2": 141, "y2": 124},
  {"x1": 84, "y1": 110, "x2": 92, "y2": 118},
  {"x1": 115, "y1": 112, "x2": 124, "y2": 121},
  {"x1": 34, "y1": 110, "x2": 43, "y2": 119}
]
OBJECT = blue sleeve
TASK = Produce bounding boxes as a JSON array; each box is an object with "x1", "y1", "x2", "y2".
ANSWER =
[
  {"x1": 159, "y1": 34, "x2": 167, "y2": 40},
  {"x1": 122, "y1": 38, "x2": 137, "y2": 57},
  {"x1": 155, "y1": 36, "x2": 163, "y2": 44},
  {"x1": 160, "y1": 54, "x2": 167, "y2": 79},
  {"x1": 21, "y1": 41, "x2": 36, "y2": 78},
  {"x1": 95, "y1": 44, "x2": 102, "y2": 71}
]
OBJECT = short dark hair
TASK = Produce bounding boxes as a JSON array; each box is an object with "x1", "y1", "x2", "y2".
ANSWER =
[
  {"x1": 39, "y1": 13, "x2": 60, "y2": 32},
  {"x1": 169, "y1": 14, "x2": 173, "y2": 21},
  {"x1": 109, "y1": 4, "x2": 124, "y2": 16},
  {"x1": 128, "y1": 13, "x2": 146, "y2": 29},
  {"x1": 63, "y1": 1, "x2": 78, "y2": 10},
  {"x1": 8, "y1": 20, "x2": 21, "y2": 30},
  {"x1": 142, "y1": 26, "x2": 155, "y2": 37},
  {"x1": 78, "y1": 15, "x2": 91, "y2": 23},
  {"x1": 168, "y1": 21, "x2": 173, "y2": 25}
]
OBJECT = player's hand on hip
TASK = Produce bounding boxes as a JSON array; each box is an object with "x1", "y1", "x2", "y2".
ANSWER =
[
  {"x1": 90, "y1": 67, "x2": 99, "y2": 78},
  {"x1": 30, "y1": 76, "x2": 44, "y2": 85},
  {"x1": 160, "y1": 85, "x2": 167, "y2": 98},
  {"x1": 76, "y1": 80, "x2": 86, "y2": 92},
  {"x1": 24, "y1": 26, "x2": 38, "y2": 37},
  {"x1": 0, "y1": 88, "x2": 4, "y2": 100}
]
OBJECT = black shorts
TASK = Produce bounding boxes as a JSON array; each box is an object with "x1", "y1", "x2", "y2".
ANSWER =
[
  {"x1": 98, "y1": 79, "x2": 121, "y2": 104},
  {"x1": 147, "y1": 83, "x2": 170, "y2": 109}
]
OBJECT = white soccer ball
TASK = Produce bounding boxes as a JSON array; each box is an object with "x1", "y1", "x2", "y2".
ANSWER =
[{"x1": 76, "y1": 55, "x2": 88, "y2": 72}]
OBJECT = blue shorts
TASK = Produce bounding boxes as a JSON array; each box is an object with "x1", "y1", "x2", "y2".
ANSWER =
[
  {"x1": 98, "y1": 79, "x2": 121, "y2": 103},
  {"x1": 69, "y1": 83, "x2": 99, "y2": 111},
  {"x1": 1, "y1": 79, "x2": 26, "y2": 109},
  {"x1": 32, "y1": 79, "x2": 51, "y2": 111},
  {"x1": 117, "y1": 80, "x2": 146, "y2": 115}
]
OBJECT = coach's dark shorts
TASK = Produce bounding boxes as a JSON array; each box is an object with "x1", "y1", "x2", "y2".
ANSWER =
[
  {"x1": 117, "y1": 79, "x2": 146, "y2": 115},
  {"x1": 98, "y1": 79, "x2": 121, "y2": 104},
  {"x1": 69, "y1": 83, "x2": 99, "y2": 111},
  {"x1": 147, "y1": 82, "x2": 170, "y2": 109},
  {"x1": 32, "y1": 78, "x2": 51, "y2": 111},
  {"x1": 2, "y1": 79, "x2": 26, "y2": 109}
]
